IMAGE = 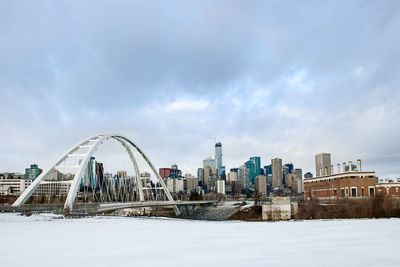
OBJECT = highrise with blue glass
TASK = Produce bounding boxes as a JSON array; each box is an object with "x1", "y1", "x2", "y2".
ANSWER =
[
  {"x1": 250, "y1": 157, "x2": 261, "y2": 176},
  {"x1": 245, "y1": 160, "x2": 256, "y2": 186}
]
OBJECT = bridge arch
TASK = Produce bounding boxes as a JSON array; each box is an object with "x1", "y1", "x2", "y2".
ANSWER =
[{"x1": 12, "y1": 134, "x2": 179, "y2": 215}]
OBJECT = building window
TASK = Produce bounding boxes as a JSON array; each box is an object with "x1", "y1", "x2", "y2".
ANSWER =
[
  {"x1": 345, "y1": 187, "x2": 349, "y2": 197},
  {"x1": 369, "y1": 187, "x2": 375, "y2": 196},
  {"x1": 351, "y1": 187, "x2": 357, "y2": 197},
  {"x1": 341, "y1": 188, "x2": 345, "y2": 197},
  {"x1": 361, "y1": 187, "x2": 364, "y2": 197}
]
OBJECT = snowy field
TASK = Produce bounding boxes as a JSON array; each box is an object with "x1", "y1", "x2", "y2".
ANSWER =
[{"x1": 1, "y1": 213, "x2": 399, "y2": 267}]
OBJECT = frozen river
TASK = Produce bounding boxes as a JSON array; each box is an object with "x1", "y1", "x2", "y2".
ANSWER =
[{"x1": 0, "y1": 213, "x2": 399, "y2": 267}]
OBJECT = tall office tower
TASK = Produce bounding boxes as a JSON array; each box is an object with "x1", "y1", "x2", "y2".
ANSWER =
[
  {"x1": 283, "y1": 163, "x2": 294, "y2": 174},
  {"x1": 169, "y1": 164, "x2": 182, "y2": 178},
  {"x1": 250, "y1": 157, "x2": 261, "y2": 176},
  {"x1": 220, "y1": 166, "x2": 226, "y2": 180},
  {"x1": 203, "y1": 166, "x2": 213, "y2": 189},
  {"x1": 264, "y1": 164, "x2": 272, "y2": 186},
  {"x1": 283, "y1": 163, "x2": 294, "y2": 186},
  {"x1": 238, "y1": 164, "x2": 249, "y2": 189},
  {"x1": 245, "y1": 160, "x2": 256, "y2": 186},
  {"x1": 294, "y1": 168, "x2": 303, "y2": 180},
  {"x1": 230, "y1": 168, "x2": 239, "y2": 181},
  {"x1": 264, "y1": 164, "x2": 272, "y2": 175},
  {"x1": 96, "y1": 162, "x2": 104, "y2": 190},
  {"x1": 215, "y1": 142, "x2": 223, "y2": 176},
  {"x1": 315, "y1": 153, "x2": 332, "y2": 177},
  {"x1": 271, "y1": 158, "x2": 283, "y2": 188},
  {"x1": 227, "y1": 171, "x2": 238, "y2": 183},
  {"x1": 255, "y1": 175, "x2": 267, "y2": 195},
  {"x1": 203, "y1": 157, "x2": 216, "y2": 187},
  {"x1": 203, "y1": 157, "x2": 216, "y2": 174},
  {"x1": 87, "y1": 156, "x2": 97, "y2": 189},
  {"x1": 197, "y1": 168, "x2": 204, "y2": 186}
]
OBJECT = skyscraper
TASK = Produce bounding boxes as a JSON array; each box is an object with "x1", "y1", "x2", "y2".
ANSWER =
[
  {"x1": 283, "y1": 163, "x2": 294, "y2": 186},
  {"x1": 215, "y1": 142, "x2": 223, "y2": 176},
  {"x1": 203, "y1": 157, "x2": 216, "y2": 173},
  {"x1": 226, "y1": 171, "x2": 238, "y2": 183},
  {"x1": 238, "y1": 164, "x2": 249, "y2": 189},
  {"x1": 250, "y1": 157, "x2": 261, "y2": 176},
  {"x1": 315, "y1": 153, "x2": 331, "y2": 177},
  {"x1": 293, "y1": 168, "x2": 303, "y2": 180},
  {"x1": 88, "y1": 156, "x2": 97, "y2": 189},
  {"x1": 264, "y1": 165, "x2": 272, "y2": 176},
  {"x1": 264, "y1": 164, "x2": 273, "y2": 187},
  {"x1": 245, "y1": 160, "x2": 256, "y2": 186},
  {"x1": 255, "y1": 175, "x2": 267, "y2": 195},
  {"x1": 271, "y1": 158, "x2": 283, "y2": 188},
  {"x1": 169, "y1": 164, "x2": 182, "y2": 178},
  {"x1": 203, "y1": 166, "x2": 213, "y2": 189},
  {"x1": 197, "y1": 168, "x2": 204, "y2": 186},
  {"x1": 283, "y1": 163, "x2": 294, "y2": 174},
  {"x1": 25, "y1": 164, "x2": 42, "y2": 180},
  {"x1": 220, "y1": 166, "x2": 226, "y2": 179}
]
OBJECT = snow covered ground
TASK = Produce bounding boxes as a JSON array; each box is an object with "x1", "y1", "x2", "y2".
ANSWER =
[{"x1": 0, "y1": 213, "x2": 399, "y2": 267}]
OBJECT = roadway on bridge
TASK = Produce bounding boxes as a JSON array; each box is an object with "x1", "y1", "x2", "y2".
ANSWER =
[{"x1": 98, "y1": 200, "x2": 217, "y2": 213}]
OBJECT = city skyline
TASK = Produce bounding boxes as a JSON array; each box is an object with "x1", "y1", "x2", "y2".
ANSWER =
[
  {"x1": 0, "y1": 136, "x2": 388, "y2": 180},
  {"x1": 1, "y1": 1, "x2": 400, "y2": 178}
]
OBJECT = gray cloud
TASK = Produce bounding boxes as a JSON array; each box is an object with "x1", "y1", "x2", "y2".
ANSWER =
[{"x1": 1, "y1": 1, "x2": 400, "y2": 178}]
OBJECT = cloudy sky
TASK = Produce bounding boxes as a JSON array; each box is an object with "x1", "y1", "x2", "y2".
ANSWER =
[{"x1": 1, "y1": 0, "x2": 400, "y2": 177}]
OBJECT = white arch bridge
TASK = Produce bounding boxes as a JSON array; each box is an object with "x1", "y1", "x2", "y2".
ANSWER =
[{"x1": 12, "y1": 134, "x2": 215, "y2": 215}]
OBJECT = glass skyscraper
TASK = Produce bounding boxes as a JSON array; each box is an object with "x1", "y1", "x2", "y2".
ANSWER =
[
  {"x1": 245, "y1": 160, "x2": 256, "y2": 186},
  {"x1": 215, "y1": 142, "x2": 223, "y2": 177},
  {"x1": 264, "y1": 164, "x2": 272, "y2": 176},
  {"x1": 250, "y1": 157, "x2": 261, "y2": 176},
  {"x1": 24, "y1": 164, "x2": 42, "y2": 180}
]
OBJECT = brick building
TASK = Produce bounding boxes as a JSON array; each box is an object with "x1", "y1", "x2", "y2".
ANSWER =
[
  {"x1": 159, "y1": 168, "x2": 171, "y2": 179},
  {"x1": 375, "y1": 183, "x2": 400, "y2": 197},
  {"x1": 304, "y1": 171, "x2": 377, "y2": 199}
]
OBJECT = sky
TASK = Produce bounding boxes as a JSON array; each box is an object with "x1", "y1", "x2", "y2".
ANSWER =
[{"x1": 1, "y1": 0, "x2": 400, "y2": 178}]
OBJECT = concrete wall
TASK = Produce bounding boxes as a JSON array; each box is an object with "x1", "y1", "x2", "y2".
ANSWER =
[{"x1": 261, "y1": 197, "x2": 293, "y2": 221}]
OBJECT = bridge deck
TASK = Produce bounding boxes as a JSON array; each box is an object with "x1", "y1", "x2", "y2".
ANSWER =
[{"x1": 98, "y1": 200, "x2": 217, "y2": 212}]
